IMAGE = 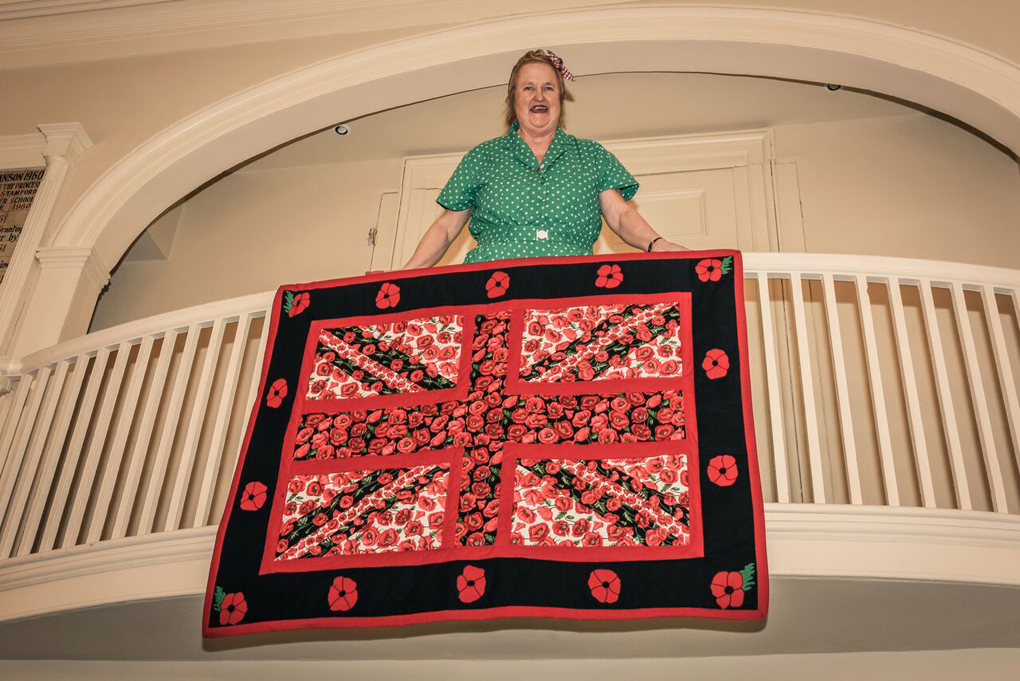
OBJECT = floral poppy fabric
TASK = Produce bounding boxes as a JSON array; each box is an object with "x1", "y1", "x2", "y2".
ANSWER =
[
  {"x1": 306, "y1": 316, "x2": 463, "y2": 400},
  {"x1": 520, "y1": 302, "x2": 683, "y2": 383},
  {"x1": 511, "y1": 454, "x2": 691, "y2": 548},
  {"x1": 275, "y1": 463, "x2": 449, "y2": 560}
]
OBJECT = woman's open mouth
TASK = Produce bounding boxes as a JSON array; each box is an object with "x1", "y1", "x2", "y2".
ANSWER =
[{"x1": 530, "y1": 104, "x2": 549, "y2": 113}]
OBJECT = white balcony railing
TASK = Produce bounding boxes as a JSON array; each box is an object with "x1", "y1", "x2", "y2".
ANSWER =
[{"x1": 0, "y1": 253, "x2": 1017, "y2": 567}]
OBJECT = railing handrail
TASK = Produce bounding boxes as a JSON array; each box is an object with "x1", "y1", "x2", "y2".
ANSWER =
[
  {"x1": 743, "y1": 252, "x2": 1020, "y2": 289},
  {"x1": 8, "y1": 289, "x2": 275, "y2": 375},
  {"x1": 5, "y1": 252, "x2": 1019, "y2": 378}
]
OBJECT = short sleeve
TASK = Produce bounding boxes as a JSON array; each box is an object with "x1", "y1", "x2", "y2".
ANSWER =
[
  {"x1": 437, "y1": 146, "x2": 486, "y2": 211},
  {"x1": 597, "y1": 144, "x2": 639, "y2": 202}
]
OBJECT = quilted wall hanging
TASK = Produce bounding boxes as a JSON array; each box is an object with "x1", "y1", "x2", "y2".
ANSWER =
[{"x1": 204, "y1": 251, "x2": 768, "y2": 635}]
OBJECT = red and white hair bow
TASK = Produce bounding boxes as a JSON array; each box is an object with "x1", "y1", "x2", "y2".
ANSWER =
[{"x1": 546, "y1": 50, "x2": 575, "y2": 81}]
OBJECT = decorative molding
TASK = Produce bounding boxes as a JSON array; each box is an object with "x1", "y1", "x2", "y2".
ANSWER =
[
  {"x1": 1, "y1": 505, "x2": 1018, "y2": 623},
  {"x1": 0, "y1": 123, "x2": 91, "y2": 355},
  {"x1": 35, "y1": 246, "x2": 110, "y2": 291},
  {"x1": 38, "y1": 123, "x2": 94, "y2": 163}
]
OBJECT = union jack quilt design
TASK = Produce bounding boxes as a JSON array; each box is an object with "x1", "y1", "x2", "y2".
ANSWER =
[{"x1": 204, "y1": 251, "x2": 768, "y2": 635}]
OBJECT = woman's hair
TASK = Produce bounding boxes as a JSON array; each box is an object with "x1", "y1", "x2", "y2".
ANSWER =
[{"x1": 505, "y1": 49, "x2": 568, "y2": 129}]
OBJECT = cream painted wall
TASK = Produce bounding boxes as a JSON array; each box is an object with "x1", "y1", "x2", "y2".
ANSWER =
[
  {"x1": 89, "y1": 159, "x2": 401, "y2": 330},
  {"x1": 774, "y1": 114, "x2": 1020, "y2": 266}
]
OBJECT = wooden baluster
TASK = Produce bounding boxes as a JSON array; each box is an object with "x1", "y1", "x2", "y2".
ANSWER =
[
  {"x1": 163, "y1": 318, "x2": 227, "y2": 532},
  {"x1": 951, "y1": 283, "x2": 1008, "y2": 512},
  {"x1": 137, "y1": 324, "x2": 201, "y2": 535},
  {"x1": 0, "y1": 368, "x2": 52, "y2": 556},
  {"x1": 821, "y1": 273, "x2": 862, "y2": 504},
  {"x1": 855, "y1": 275, "x2": 899, "y2": 506},
  {"x1": 18, "y1": 355, "x2": 89, "y2": 556},
  {"x1": 61, "y1": 342, "x2": 132, "y2": 548},
  {"x1": 0, "y1": 362, "x2": 68, "y2": 557},
  {"x1": 110, "y1": 331, "x2": 179, "y2": 540},
  {"x1": 918, "y1": 280, "x2": 971, "y2": 510},
  {"x1": 85, "y1": 336, "x2": 155, "y2": 544},
  {"x1": 192, "y1": 313, "x2": 254, "y2": 527},
  {"x1": 790, "y1": 272, "x2": 826, "y2": 503},
  {"x1": 755, "y1": 273, "x2": 790, "y2": 503},
  {"x1": 980, "y1": 285, "x2": 1020, "y2": 479},
  {"x1": 888, "y1": 279, "x2": 936, "y2": 508}
]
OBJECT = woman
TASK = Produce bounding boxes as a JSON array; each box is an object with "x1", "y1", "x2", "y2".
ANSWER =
[{"x1": 401, "y1": 49, "x2": 686, "y2": 269}]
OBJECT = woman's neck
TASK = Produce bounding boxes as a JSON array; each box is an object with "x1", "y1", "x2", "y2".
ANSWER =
[{"x1": 517, "y1": 125, "x2": 556, "y2": 163}]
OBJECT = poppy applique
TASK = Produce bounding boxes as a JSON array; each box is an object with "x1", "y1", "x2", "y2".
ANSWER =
[
  {"x1": 238, "y1": 481, "x2": 268, "y2": 511},
  {"x1": 328, "y1": 575, "x2": 358, "y2": 612},
  {"x1": 710, "y1": 564, "x2": 755, "y2": 609},
  {"x1": 702, "y1": 349, "x2": 729, "y2": 380},
  {"x1": 266, "y1": 378, "x2": 288, "y2": 408},
  {"x1": 376, "y1": 282, "x2": 401, "y2": 309},
  {"x1": 457, "y1": 565, "x2": 486, "y2": 603},
  {"x1": 595, "y1": 264, "x2": 623, "y2": 289},
  {"x1": 213, "y1": 587, "x2": 247, "y2": 626},
  {"x1": 588, "y1": 569, "x2": 621, "y2": 604},
  {"x1": 695, "y1": 255, "x2": 733, "y2": 282},
  {"x1": 485, "y1": 271, "x2": 510, "y2": 299},
  {"x1": 707, "y1": 455, "x2": 738, "y2": 487},
  {"x1": 283, "y1": 291, "x2": 310, "y2": 317}
]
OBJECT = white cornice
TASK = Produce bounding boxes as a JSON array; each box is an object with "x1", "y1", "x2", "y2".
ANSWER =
[{"x1": 0, "y1": 0, "x2": 622, "y2": 69}]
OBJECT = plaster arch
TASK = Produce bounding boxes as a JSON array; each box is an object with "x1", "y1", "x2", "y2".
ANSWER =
[{"x1": 45, "y1": 5, "x2": 1020, "y2": 300}]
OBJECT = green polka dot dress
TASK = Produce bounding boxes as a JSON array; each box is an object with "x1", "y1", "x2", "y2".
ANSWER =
[{"x1": 436, "y1": 122, "x2": 639, "y2": 264}]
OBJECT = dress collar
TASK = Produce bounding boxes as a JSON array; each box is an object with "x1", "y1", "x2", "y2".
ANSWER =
[{"x1": 507, "y1": 121, "x2": 570, "y2": 170}]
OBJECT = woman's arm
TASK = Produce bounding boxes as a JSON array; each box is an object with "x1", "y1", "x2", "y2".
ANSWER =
[
  {"x1": 401, "y1": 208, "x2": 473, "y2": 269},
  {"x1": 599, "y1": 189, "x2": 688, "y2": 252}
]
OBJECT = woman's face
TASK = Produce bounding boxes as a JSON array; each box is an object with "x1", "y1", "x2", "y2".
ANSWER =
[{"x1": 513, "y1": 62, "x2": 561, "y2": 137}]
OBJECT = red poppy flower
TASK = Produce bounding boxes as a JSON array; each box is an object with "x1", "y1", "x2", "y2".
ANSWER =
[
  {"x1": 375, "y1": 282, "x2": 401, "y2": 309},
  {"x1": 485, "y1": 271, "x2": 510, "y2": 299},
  {"x1": 266, "y1": 378, "x2": 288, "y2": 408},
  {"x1": 702, "y1": 349, "x2": 729, "y2": 380},
  {"x1": 707, "y1": 455, "x2": 738, "y2": 487},
  {"x1": 239, "y1": 481, "x2": 267, "y2": 511},
  {"x1": 711, "y1": 571, "x2": 745, "y2": 609},
  {"x1": 328, "y1": 575, "x2": 358, "y2": 611},
  {"x1": 588, "y1": 569, "x2": 621, "y2": 604},
  {"x1": 457, "y1": 565, "x2": 486, "y2": 603},
  {"x1": 595, "y1": 264, "x2": 623, "y2": 289},
  {"x1": 218, "y1": 592, "x2": 247, "y2": 625},
  {"x1": 286, "y1": 291, "x2": 310, "y2": 317},
  {"x1": 695, "y1": 259, "x2": 723, "y2": 282}
]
